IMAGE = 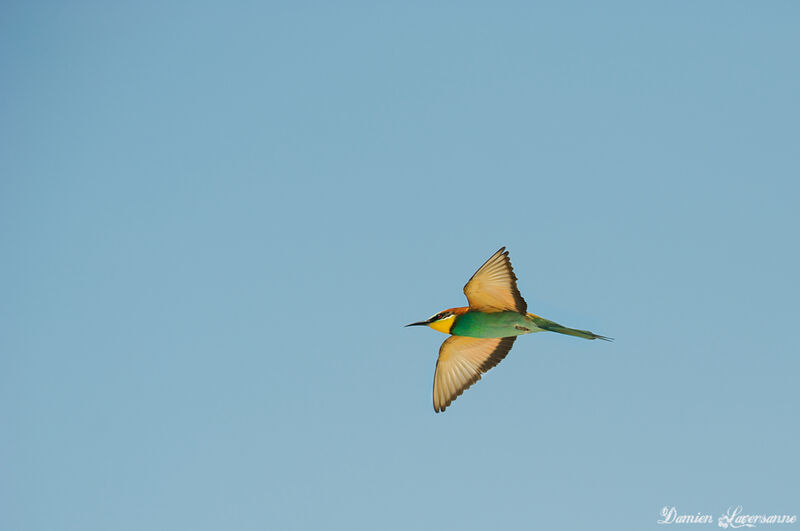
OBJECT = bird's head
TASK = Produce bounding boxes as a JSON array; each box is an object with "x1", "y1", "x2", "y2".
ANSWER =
[{"x1": 406, "y1": 307, "x2": 465, "y2": 334}]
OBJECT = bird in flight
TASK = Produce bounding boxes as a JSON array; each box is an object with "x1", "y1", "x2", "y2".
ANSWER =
[{"x1": 407, "y1": 247, "x2": 610, "y2": 413}]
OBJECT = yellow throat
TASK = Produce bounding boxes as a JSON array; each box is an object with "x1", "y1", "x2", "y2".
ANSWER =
[{"x1": 428, "y1": 314, "x2": 455, "y2": 334}]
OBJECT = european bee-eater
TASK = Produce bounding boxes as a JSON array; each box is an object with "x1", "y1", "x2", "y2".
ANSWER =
[{"x1": 407, "y1": 247, "x2": 610, "y2": 413}]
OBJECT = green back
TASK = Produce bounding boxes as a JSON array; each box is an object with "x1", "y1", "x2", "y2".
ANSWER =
[{"x1": 451, "y1": 311, "x2": 532, "y2": 338}]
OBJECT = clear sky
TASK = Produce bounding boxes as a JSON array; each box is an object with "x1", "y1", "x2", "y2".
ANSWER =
[{"x1": 2, "y1": 2, "x2": 799, "y2": 530}]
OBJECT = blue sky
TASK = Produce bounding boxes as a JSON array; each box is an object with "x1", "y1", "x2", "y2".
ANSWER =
[{"x1": 2, "y1": 2, "x2": 798, "y2": 530}]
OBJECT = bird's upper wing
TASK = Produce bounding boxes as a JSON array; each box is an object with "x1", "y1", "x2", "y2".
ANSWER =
[
  {"x1": 433, "y1": 335, "x2": 516, "y2": 413},
  {"x1": 463, "y1": 247, "x2": 527, "y2": 313}
]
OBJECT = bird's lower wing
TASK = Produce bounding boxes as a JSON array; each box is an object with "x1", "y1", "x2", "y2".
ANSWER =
[{"x1": 433, "y1": 336, "x2": 516, "y2": 413}]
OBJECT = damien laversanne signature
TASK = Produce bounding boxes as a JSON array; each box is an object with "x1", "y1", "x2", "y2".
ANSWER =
[{"x1": 659, "y1": 506, "x2": 797, "y2": 527}]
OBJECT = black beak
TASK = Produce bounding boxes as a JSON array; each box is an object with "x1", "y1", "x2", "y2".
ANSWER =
[{"x1": 405, "y1": 320, "x2": 429, "y2": 327}]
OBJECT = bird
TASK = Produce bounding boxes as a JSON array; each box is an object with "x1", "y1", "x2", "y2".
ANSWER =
[{"x1": 407, "y1": 247, "x2": 610, "y2": 413}]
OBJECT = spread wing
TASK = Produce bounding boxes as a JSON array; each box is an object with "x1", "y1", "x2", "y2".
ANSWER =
[
  {"x1": 432, "y1": 335, "x2": 516, "y2": 413},
  {"x1": 463, "y1": 247, "x2": 527, "y2": 313}
]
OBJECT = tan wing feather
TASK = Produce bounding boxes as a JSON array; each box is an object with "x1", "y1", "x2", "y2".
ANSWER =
[
  {"x1": 432, "y1": 336, "x2": 517, "y2": 412},
  {"x1": 463, "y1": 247, "x2": 527, "y2": 313}
]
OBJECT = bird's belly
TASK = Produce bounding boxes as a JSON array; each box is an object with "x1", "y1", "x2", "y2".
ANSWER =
[{"x1": 450, "y1": 311, "x2": 542, "y2": 338}]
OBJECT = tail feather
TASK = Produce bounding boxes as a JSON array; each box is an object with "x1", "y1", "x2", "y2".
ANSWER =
[{"x1": 528, "y1": 314, "x2": 612, "y2": 341}]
